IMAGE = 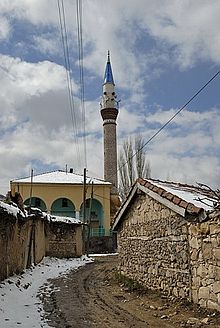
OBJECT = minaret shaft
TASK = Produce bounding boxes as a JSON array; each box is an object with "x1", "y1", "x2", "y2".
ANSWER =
[
  {"x1": 103, "y1": 121, "x2": 118, "y2": 189},
  {"x1": 100, "y1": 52, "x2": 119, "y2": 193}
]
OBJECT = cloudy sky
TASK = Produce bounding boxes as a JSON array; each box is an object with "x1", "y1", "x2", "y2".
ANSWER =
[{"x1": 0, "y1": 0, "x2": 220, "y2": 194}]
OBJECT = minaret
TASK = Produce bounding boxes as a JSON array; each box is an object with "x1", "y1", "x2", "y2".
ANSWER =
[{"x1": 100, "y1": 51, "x2": 119, "y2": 194}]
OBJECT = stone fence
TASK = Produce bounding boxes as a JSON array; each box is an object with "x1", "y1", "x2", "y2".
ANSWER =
[
  {"x1": 0, "y1": 201, "x2": 83, "y2": 281},
  {"x1": 189, "y1": 212, "x2": 220, "y2": 311},
  {"x1": 0, "y1": 204, "x2": 45, "y2": 281},
  {"x1": 45, "y1": 220, "x2": 83, "y2": 258},
  {"x1": 117, "y1": 194, "x2": 220, "y2": 312}
]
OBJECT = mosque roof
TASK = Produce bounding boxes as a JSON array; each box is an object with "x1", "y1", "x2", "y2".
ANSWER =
[{"x1": 12, "y1": 170, "x2": 111, "y2": 185}]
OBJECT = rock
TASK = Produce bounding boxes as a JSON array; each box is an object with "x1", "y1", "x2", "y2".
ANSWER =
[
  {"x1": 161, "y1": 315, "x2": 168, "y2": 319},
  {"x1": 207, "y1": 300, "x2": 220, "y2": 311},
  {"x1": 213, "y1": 248, "x2": 220, "y2": 260},
  {"x1": 187, "y1": 317, "x2": 200, "y2": 325},
  {"x1": 213, "y1": 281, "x2": 220, "y2": 293},
  {"x1": 200, "y1": 317, "x2": 210, "y2": 324},
  {"x1": 158, "y1": 306, "x2": 164, "y2": 310},
  {"x1": 198, "y1": 286, "x2": 209, "y2": 299}
]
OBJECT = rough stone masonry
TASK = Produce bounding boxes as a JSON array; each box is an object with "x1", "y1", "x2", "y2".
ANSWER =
[{"x1": 117, "y1": 193, "x2": 220, "y2": 312}]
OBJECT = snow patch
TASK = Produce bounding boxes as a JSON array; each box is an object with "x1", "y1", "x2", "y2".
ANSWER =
[
  {"x1": 48, "y1": 215, "x2": 82, "y2": 225},
  {"x1": 0, "y1": 256, "x2": 93, "y2": 328},
  {"x1": 0, "y1": 200, "x2": 25, "y2": 218}
]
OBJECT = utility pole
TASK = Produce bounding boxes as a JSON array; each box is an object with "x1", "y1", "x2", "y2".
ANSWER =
[
  {"x1": 29, "y1": 168, "x2": 34, "y2": 215},
  {"x1": 86, "y1": 181, "x2": 94, "y2": 255},
  {"x1": 28, "y1": 168, "x2": 35, "y2": 266},
  {"x1": 82, "y1": 167, "x2": 87, "y2": 254}
]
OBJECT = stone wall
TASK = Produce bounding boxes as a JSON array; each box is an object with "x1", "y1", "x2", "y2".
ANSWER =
[
  {"x1": 0, "y1": 211, "x2": 45, "y2": 281},
  {"x1": 88, "y1": 235, "x2": 116, "y2": 254},
  {"x1": 45, "y1": 222, "x2": 83, "y2": 258},
  {"x1": 117, "y1": 193, "x2": 220, "y2": 312},
  {"x1": 189, "y1": 214, "x2": 220, "y2": 311},
  {"x1": 0, "y1": 204, "x2": 84, "y2": 281}
]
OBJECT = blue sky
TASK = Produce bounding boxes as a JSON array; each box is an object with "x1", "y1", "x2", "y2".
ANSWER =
[{"x1": 0, "y1": 0, "x2": 220, "y2": 194}]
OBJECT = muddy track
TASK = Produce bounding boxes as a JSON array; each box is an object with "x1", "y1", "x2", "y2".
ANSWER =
[{"x1": 41, "y1": 256, "x2": 220, "y2": 328}]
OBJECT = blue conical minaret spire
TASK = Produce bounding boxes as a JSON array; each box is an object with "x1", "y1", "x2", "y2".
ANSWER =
[
  {"x1": 103, "y1": 50, "x2": 115, "y2": 85},
  {"x1": 100, "y1": 51, "x2": 119, "y2": 194}
]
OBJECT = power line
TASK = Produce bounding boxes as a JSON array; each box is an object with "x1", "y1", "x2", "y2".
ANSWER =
[
  {"x1": 57, "y1": 0, "x2": 82, "y2": 168},
  {"x1": 76, "y1": 0, "x2": 87, "y2": 168},
  {"x1": 118, "y1": 70, "x2": 220, "y2": 173}
]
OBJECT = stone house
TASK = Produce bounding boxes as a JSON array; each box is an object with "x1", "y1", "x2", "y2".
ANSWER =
[{"x1": 113, "y1": 178, "x2": 220, "y2": 312}]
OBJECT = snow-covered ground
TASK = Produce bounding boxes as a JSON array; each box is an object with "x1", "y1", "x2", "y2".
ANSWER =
[{"x1": 0, "y1": 256, "x2": 93, "y2": 328}]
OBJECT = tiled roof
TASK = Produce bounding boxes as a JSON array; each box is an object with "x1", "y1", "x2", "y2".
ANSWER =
[
  {"x1": 12, "y1": 170, "x2": 111, "y2": 185},
  {"x1": 113, "y1": 178, "x2": 218, "y2": 231},
  {"x1": 137, "y1": 178, "x2": 216, "y2": 214}
]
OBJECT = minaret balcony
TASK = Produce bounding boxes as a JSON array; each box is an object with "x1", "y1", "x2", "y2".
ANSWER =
[{"x1": 101, "y1": 107, "x2": 118, "y2": 121}]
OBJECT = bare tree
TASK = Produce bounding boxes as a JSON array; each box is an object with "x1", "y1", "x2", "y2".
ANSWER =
[
  {"x1": 135, "y1": 134, "x2": 151, "y2": 179},
  {"x1": 196, "y1": 183, "x2": 220, "y2": 209},
  {"x1": 118, "y1": 135, "x2": 151, "y2": 201}
]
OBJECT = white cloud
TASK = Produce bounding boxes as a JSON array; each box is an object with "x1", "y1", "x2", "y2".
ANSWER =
[
  {"x1": 0, "y1": 1, "x2": 220, "y2": 194},
  {"x1": 117, "y1": 105, "x2": 220, "y2": 189},
  {"x1": 150, "y1": 152, "x2": 220, "y2": 189},
  {"x1": 0, "y1": 54, "x2": 103, "y2": 193},
  {"x1": 0, "y1": 0, "x2": 59, "y2": 25},
  {"x1": 118, "y1": 107, "x2": 144, "y2": 136},
  {"x1": 1, "y1": 1, "x2": 220, "y2": 94},
  {"x1": 0, "y1": 55, "x2": 79, "y2": 129},
  {"x1": 145, "y1": 107, "x2": 218, "y2": 128},
  {"x1": 33, "y1": 35, "x2": 60, "y2": 56},
  {"x1": 0, "y1": 15, "x2": 11, "y2": 40}
]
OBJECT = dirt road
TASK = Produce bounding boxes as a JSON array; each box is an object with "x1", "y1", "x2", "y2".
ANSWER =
[{"x1": 40, "y1": 255, "x2": 220, "y2": 328}]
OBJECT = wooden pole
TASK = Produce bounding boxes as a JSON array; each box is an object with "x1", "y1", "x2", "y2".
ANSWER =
[
  {"x1": 29, "y1": 168, "x2": 34, "y2": 215},
  {"x1": 82, "y1": 167, "x2": 87, "y2": 254},
  {"x1": 86, "y1": 181, "x2": 94, "y2": 255},
  {"x1": 27, "y1": 168, "x2": 35, "y2": 266}
]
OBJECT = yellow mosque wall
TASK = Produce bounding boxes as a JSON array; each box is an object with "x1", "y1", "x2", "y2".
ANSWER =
[{"x1": 10, "y1": 182, "x2": 111, "y2": 232}]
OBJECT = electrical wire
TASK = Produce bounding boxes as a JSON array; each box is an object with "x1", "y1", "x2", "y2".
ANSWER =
[
  {"x1": 118, "y1": 70, "x2": 220, "y2": 173},
  {"x1": 76, "y1": 0, "x2": 87, "y2": 168},
  {"x1": 57, "y1": 0, "x2": 82, "y2": 168}
]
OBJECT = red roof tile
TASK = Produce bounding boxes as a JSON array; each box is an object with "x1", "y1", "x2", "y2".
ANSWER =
[{"x1": 136, "y1": 178, "x2": 215, "y2": 215}]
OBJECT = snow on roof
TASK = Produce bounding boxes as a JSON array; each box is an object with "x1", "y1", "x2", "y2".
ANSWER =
[
  {"x1": 0, "y1": 201, "x2": 83, "y2": 224},
  {"x1": 48, "y1": 215, "x2": 83, "y2": 225},
  {"x1": 0, "y1": 200, "x2": 26, "y2": 218},
  {"x1": 113, "y1": 178, "x2": 218, "y2": 231},
  {"x1": 150, "y1": 180, "x2": 216, "y2": 211},
  {"x1": 12, "y1": 170, "x2": 111, "y2": 185}
]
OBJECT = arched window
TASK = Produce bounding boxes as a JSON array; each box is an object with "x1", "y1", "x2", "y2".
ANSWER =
[
  {"x1": 24, "y1": 197, "x2": 47, "y2": 212},
  {"x1": 80, "y1": 198, "x2": 104, "y2": 236},
  {"x1": 51, "y1": 198, "x2": 76, "y2": 217}
]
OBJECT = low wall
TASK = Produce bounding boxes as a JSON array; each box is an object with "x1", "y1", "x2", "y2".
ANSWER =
[
  {"x1": 88, "y1": 235, "x2": 116, "y2": 254},
  {"x1": 0, "y1": 207, "x2": 45, "y2": 281},
  {"x1": 45, "y1": 221, "x2": 83, "y2": 258},
  {"x1": 189, "y1": 214, "x2": 220, "y2": 311},
  {"x1": 117, "y1": 193, "x2": 220, "y2": 312},
  {"x1": 0, "y1": 202, "x2": 84, "y2": 281}
]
